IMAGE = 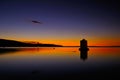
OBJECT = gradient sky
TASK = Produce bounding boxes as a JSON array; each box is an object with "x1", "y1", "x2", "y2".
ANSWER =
[{"x1": 0, "y1": 0, "x2": 120, "y2": 46}]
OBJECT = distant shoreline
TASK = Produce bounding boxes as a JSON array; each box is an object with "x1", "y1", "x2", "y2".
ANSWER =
[{"x1": 0, "y1": 39, "x2": 62, "y2": 47}]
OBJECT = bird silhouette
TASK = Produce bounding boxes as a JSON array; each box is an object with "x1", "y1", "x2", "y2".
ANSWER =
[{"x1": 31, "y1": 20, "x2": 42, "y2": 24}]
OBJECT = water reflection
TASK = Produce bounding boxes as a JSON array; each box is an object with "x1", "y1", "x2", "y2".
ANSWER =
[
  {"x1": 80, "y1": 50, "x2": 88, "y2": 61},
  {"x1": 0, "y1": 48, "x2": 20, "y2": 54},
  {"x1": 0, "y1": 47, "x2": 120, "y2": 79}
]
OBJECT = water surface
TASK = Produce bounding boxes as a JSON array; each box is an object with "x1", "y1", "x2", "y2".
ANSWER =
[{"x1": 0, "y1": 47, "x2": 120, "y2": 79}]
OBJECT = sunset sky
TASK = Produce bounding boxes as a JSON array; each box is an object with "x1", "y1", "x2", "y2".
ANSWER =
[{"x1": 0, "y1": 0, "x2": 120, "y2": 46}]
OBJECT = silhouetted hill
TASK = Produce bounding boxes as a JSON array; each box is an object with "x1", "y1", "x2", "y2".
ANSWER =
[{"x1": 0, "y1": 39, "x2": 62, "y2": 47}]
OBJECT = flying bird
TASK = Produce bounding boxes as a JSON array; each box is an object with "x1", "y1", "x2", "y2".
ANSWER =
[{"x1": 31, "y1": 20, "x2": 42, "y2": 24}]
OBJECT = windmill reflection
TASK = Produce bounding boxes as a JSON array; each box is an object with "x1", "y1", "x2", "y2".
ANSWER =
[{"x1": 80, "y1": 50, "x2": 88, "y2": 61}]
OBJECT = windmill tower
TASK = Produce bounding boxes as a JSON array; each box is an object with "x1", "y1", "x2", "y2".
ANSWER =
[{"x1": 79, "y1": 39, "x2": 89, "y2": 50}]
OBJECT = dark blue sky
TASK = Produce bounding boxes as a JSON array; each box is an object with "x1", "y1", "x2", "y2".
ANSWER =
[{"x1": 0, "y1": 0, "x2": 120, "y2": 46}]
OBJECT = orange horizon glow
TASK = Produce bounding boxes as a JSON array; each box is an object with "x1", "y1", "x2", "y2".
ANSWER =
[
  {"x1": 15, "y1": 40, "x2": 120, "y2": 46},
  {"x1": 22, "y1": 37, "x2": 120, "y2": 46},
  {"x1": 1, "y1": 37, "x2": 120, "y2": 46}
]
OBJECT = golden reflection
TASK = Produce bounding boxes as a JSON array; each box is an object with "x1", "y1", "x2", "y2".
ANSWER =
[
  {"x1": 89, "y1": 47, "x2": 120, "y2": 59},
  {"x1": 0, "y1": 47, "x2": 80, "y2": 59},
  {"x1": 0, "y1": 47, "x2": 120, "y2": 61}
]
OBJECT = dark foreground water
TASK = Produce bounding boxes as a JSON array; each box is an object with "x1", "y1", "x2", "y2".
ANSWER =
[{"x1": 0, "y1": 47, "x2": 120, "y2": 80}]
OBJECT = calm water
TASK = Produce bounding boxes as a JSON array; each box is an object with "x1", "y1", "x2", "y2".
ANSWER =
[{"x1": 0, "y1": 47, "x2": 120, "y2": 79}]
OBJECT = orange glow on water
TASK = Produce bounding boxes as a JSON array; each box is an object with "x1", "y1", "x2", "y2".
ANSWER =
[
  {"x1": 89, "y1": 47, "x2": 120, "y2": 59},
  {"x1": 89, "y1": 47, "x2": 120, "y2": 54},
  {"x1": 0, "y1": 47, "x2": 80, "y2": 61},
  {"x1": 0, "y1": 47, "x2": 120, "y2": 62}
]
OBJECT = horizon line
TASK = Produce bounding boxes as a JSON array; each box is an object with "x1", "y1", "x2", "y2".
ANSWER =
[{"x1": 1, "y1": 38, "x2": 120, "y2": 47}]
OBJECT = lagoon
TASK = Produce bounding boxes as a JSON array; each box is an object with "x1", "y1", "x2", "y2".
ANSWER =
[{"x1": 0, "y1": 47, "x2": 120, "y2": 79}]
